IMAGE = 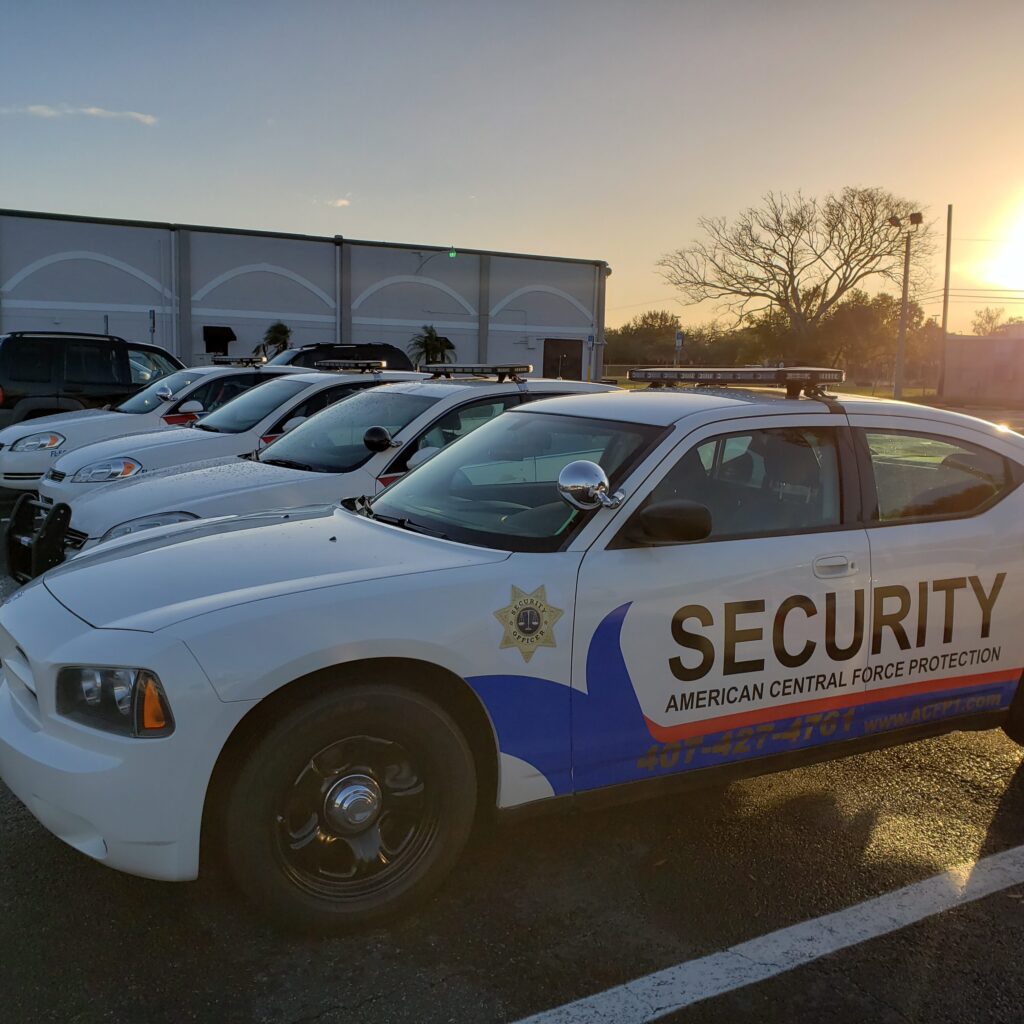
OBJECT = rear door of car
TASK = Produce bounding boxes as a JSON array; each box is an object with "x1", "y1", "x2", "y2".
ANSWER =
[
  {"x1": 848, "y1": 412, "x2": 1024, "y2": 734},
  {"x1": 0, "y1": 336, "x2": 61, "y2": 418},
  {"x1": 59, "y1": 337, "x2": 132, "y2": 407}
]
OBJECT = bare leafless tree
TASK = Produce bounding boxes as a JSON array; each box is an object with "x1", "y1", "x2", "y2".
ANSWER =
[{"x1": 657, "y1": 187, "x2": 933, "y2": 342}]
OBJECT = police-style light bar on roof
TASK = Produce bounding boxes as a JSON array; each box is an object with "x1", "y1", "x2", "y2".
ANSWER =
[
  {"x1": 425, "y1": 363, "x2": 533, "y2": 383},
  {"x1": 314, "y1": 359, "x2": 387, "y2": 372},
  {"x1": 627, "y1": 366, "x2": 845, "y2": 398},
  {"x1": 211, "y1": 356, "x2": 269, "y2": 367}
]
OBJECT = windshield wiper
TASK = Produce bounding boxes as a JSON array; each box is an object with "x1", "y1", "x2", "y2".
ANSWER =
[
  {"x1": 365, "y1": 508, "x2": 448, "y2": 539},
  {"x1": 260, "y1": 457, "x2": 317, "y2": 472}
]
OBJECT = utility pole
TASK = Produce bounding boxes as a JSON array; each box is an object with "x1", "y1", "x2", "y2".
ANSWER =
[
  {"x1": 938, "y1": 204, "x2": 953, "y2": 398},
  {"x1": 894, "y1": 232, "x2": 912, "y2": 400}
]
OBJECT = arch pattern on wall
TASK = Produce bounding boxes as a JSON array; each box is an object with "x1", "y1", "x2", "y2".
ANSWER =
[
  {"x1": 352, "y1": 275, "x2": 477, "y2": 315},
  {"x1": 489, "y1": 285, "x2": 592, "y2": 321},
  {"x1": 1, "y1": 251, "x2": 173, "y2": 297},
  {"x1": 192, "y1": 263, "x2": 335, "y2": 308}
]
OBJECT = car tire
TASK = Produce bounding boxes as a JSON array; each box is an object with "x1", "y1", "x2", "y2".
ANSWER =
[{"x1": 221, "y1": 681, "x2": 477, "y2": 933}]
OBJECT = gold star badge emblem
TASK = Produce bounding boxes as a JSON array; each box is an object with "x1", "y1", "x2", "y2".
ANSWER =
[{"x1": 494, "y1": 585, "x2": 564, "y2": 663}]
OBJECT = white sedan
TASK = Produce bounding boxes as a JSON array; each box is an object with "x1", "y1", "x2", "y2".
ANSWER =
[
  {"x1": 0, "y1": 362, "x2": 302, "y2": 491},
  {"x1": 8, "y1": 367, "x2": 616, "y2": 574},
  {"x1": 1, "y1": 367, "x2": 1023, "y2": 934}
]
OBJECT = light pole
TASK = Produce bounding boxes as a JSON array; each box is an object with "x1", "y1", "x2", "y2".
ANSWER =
[{"x1": 889, "y1": 211, "x2": 924, "y2": 399}]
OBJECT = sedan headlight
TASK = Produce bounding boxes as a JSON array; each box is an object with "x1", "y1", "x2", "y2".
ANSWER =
[
  {"x1": 11, "y1": 431, "x2": 65, "y2": 452},
  {"x1": 101, "y1": 511, "x2": 199, "y2": 544},
  {"x1": 56, "y1": 667, "x2": 174, "y2": 737},
  {"x1": 71, "y1": 457, "x2": 142, "y2": 483}
]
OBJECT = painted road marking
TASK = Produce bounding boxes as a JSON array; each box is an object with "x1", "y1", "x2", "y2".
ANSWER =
[{"x1": 513, "y1": 843, "x2": 1024, "y2": 1024}]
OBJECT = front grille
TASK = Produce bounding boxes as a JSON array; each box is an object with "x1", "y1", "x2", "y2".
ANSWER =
[
  {"x1": 46, "y1": 469, "x2": 66, "y2": 482},
  {"x1": 2, "y1": 472, "x2": 43, "y2": 481},
  {"x1": 64, "y1": 527, "x2": 89, "y2": 551}
]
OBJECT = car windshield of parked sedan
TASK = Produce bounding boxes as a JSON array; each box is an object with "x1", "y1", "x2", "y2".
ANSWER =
[
  {"x1": 258, "y1": 390, "x2": 439, "y2": 472},
  {"x1": 193, "y1": 377, "x2": 310, "y2": 433},
  {"x1": 367, "y1": 410, "x2": 664, "y2": 552},
  {"x1": 116, "y1": 370, "x2": 204, "y2": 414}
]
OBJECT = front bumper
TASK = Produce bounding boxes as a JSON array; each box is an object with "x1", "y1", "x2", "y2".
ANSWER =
[
  {"x1": 0, "y1": 583, "x2": 253, "y2": 880},
  {"x1": 5, "y1": 493, "x2": 87, "y2": 582},
  {"x1": 0, "y1": 448, "x2": 62, "y2": 490}
]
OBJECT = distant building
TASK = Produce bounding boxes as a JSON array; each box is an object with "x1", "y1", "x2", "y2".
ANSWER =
[
  {"x1": 943, "y1": 333, "x2": 1024, "y2": 404},
  {"x1": 0, "y1": 208, "x2": 609, "y2": 379}
]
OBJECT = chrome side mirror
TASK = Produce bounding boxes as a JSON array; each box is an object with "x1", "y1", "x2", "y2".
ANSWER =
[
  {"x1": 155, "y1": 386, "x2": 174, "y2": 402},
  {"x1": 557, "y1": 460, "x2": 624, "y2": 511}
]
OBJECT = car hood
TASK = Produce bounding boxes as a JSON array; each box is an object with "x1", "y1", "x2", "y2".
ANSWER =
[
  {"x1": 67, "y1": 456, "x2": 308, "y2": 536},
  {"x1": 43, "y1": 506, "x2": 509, "y2": 631},
  {"x1": 0, "y1": 408, "x2": 115, "y2": 443},
  {"x1": 51, "y1": 426, "x2": 223, "y2": 473}
]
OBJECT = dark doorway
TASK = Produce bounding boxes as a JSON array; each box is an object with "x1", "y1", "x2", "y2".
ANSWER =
[{"x1": 542, "y1": 338, "x2": 584, "y2": 379}]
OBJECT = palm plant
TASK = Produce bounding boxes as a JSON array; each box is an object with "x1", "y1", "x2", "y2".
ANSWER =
[
  {"x1": 407, "y1": 324, "x2": 454, "y2": 368},
  {"x1": 253, "y1": 321, "x2": 292, "y2": 360}
]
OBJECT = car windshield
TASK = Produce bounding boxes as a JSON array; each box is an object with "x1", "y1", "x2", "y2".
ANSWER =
[
  {"x1": 194, "y1": 377, "x2": 310, "y2": 433},
  {"x1": 368, "y1": 410, "x2": 663, "y2": 552},
  {"x1": 259, "y1": 389, "x2": 438, "y2": 472},
  {"x1": 116, "y1": 370, "x2": 205, "y2": 414}
]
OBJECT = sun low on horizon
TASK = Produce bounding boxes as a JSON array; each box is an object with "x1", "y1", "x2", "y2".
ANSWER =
[{"x1": 982, "y1": 199, "x2": 1024, "y2": 292}]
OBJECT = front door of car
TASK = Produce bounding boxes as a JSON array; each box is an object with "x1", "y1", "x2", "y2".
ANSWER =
[
  {"x1": 847, "y1": 415, "x2": 1024, "y2": 733},
  {"x1": 570, "y1": 415, "x2": 871, "y2": 793}
]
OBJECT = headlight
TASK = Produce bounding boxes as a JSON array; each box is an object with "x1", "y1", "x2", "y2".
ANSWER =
[
  {"x1": 71, "y1": 457, "x2": 142, "y2": 483},
  {"x1": 100, "y1": 511, "x2": 199, "y2": 543},
  {"x1": 56, "y1": 667, "x2": 174, "y2": 737},
  {"x1": 11, "y1": 431, "x2": 65, "y2": 452}
]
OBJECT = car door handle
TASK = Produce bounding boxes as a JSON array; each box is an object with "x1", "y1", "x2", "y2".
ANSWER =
[{"x1": 813, "y1": 554, "x2": 858, "y2": 578}]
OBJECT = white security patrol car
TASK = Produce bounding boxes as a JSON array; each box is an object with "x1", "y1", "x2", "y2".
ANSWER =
[
  {"x1": 0, "y1": 359, "x2": 302, "y2": 491},
  {"x1": 2, "y1": 367, "x2": 1023, "y2": 932},
  {"x1": 8, "y1": 365, "x2": 616, "y2": 573}
]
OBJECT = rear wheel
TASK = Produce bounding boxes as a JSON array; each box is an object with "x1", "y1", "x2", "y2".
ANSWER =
[{"x1": 222, "y1": 682, "x2": 477, "y2": 932}]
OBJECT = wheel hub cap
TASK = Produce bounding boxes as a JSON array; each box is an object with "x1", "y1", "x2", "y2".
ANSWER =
[{"x1": 323, "y1": 774, "x2": 383, "y2": 834}]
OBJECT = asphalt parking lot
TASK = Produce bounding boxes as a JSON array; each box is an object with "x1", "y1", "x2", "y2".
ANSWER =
[{"x1": 3, "y1": 399, "x2": 1024, "y2": 1024}]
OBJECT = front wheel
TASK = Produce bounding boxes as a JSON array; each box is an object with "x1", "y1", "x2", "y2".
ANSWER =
[{"x1": 221, "y1": 683, "x2": 477, "y2": 932}]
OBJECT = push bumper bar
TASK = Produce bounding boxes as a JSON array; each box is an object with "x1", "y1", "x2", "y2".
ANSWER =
[{"x1": 5, "y1": 494, "x2": 72, "y2": 583}]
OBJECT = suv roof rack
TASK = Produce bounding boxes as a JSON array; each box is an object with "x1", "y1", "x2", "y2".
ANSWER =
[
  {"x1": 211, "y1": 355, "x2": 269, "y2": 367},
  {"x1": 626, "y1": 366, "x2": 845, "y2": 399},
  {"x1": 424, "y1": 363, "x2": 533, "y2": 384},
  {"x1": 314, "y1": 359, "x2": 387, "y2": 373},
  {"x1": 3, "y1": 330, "x2": 130, "y2": 343}
]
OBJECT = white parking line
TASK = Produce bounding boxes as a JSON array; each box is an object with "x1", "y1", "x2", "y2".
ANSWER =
[{"x1": 513, "y1": 843, "x2": 1024, "y2": 1024}]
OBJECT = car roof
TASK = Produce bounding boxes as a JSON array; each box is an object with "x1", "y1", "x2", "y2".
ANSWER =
[
  {"x1": 508, "y1": 387, "x2": 1021, "y2": 437},
  {"x1": 181, "y1": 364, "x2": 305, "y2": 378},
  {"x1": 372, "y1": 378, "x2": 618, "y2": 399},
  {"x1": 281, "y1": 370, "x2": 428, "y2": 387}
]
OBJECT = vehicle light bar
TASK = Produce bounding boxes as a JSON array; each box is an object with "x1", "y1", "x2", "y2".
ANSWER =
[
  {"x1": 425, "y1": 363, "x2": 533, "y2": 383},
  {"x1": 627, "y1": 365, "x2": 845, "y2": 397},
  {"x1": 314, "y1": 360, "x2": 387, "y2": 372},
  {"x1": 211, "y1": 356, "x2": 268, "y2": 367}
]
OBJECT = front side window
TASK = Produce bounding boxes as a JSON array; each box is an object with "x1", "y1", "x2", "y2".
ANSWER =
[
  {"x1": 369, "y1": 410, "x2": 663, "y2": 551},
  {"x1": 193, "y1": 377, "x2": 309, "y2": 433},
  {"x1": 117, "y1": 370, "x2": 204, "y2": 413},
  {"x1": 863, "y1": 430, "x2": 1015, "y2": 522},
  {"x1": 64, "y1": 341, "x2": 126, "y2": 385},
  {"x1": 633, "y1": 426, "x2": 842, "y2": 542},
  {"x1": 259, "y1": 389, "x2": 439, "y2": 472},
  {"x1": 265, "y1": 382, "x2": 366, "y2": 435}
]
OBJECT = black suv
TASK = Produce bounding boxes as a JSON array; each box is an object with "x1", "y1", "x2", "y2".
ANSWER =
[
  {"x1": 268, "y1": 342, "x2": 414, "y2": 371},
  {"x1": 0, "y1": 332, "x2": 184, "y2": 427}
]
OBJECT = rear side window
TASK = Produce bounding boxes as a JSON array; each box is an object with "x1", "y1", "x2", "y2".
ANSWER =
[
  {"x1": 862, "y1": 431, "x2": 1016, "y2": 522},
  {"x1": 64, "y1": 341, "x2": 126, "y2": 385},
  {"x1": 5, "y1": 337, "x2": 55, "y2": 383},
  {"x1": 127, "y1": 348, "x2": 179, "y2": 384}
]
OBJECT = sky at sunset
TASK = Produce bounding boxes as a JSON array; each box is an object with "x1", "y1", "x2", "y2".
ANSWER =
[{"x1": 2, "y1": 0, "x2": 1023, "y2": 332}]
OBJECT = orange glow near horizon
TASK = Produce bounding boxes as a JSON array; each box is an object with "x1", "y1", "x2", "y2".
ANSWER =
[{"x1": 983, "y1": 201, "x2": 1024, "y2": 291}]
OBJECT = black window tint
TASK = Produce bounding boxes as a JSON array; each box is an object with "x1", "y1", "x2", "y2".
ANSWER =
[
  {"x1": 64, "y1": 341, "x2": 124, "y2": 385},
  {"x1": 6, "y1": 338, "x2": 54, "y2": 383},
  {"x1": 639, "y1": 426, "x2": 841, "y2": 541},
  {"x1": 864, "y1": 431, "x2": 1012, "y2": 522}
]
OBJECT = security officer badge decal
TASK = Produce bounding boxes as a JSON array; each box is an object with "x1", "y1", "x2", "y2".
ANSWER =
[{"x1": 494, "y1": 586, "x2": 563, "y2": 663}]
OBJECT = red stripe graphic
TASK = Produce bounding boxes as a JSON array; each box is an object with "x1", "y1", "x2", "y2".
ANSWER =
[{"x1": 644, "y1": 668, "x2": 1021, "y2": 743}]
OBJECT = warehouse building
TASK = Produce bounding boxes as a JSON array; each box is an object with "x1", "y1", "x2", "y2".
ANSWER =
[{"x1": 0, "y1": 209, "x2": 609, "y2": 379}]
